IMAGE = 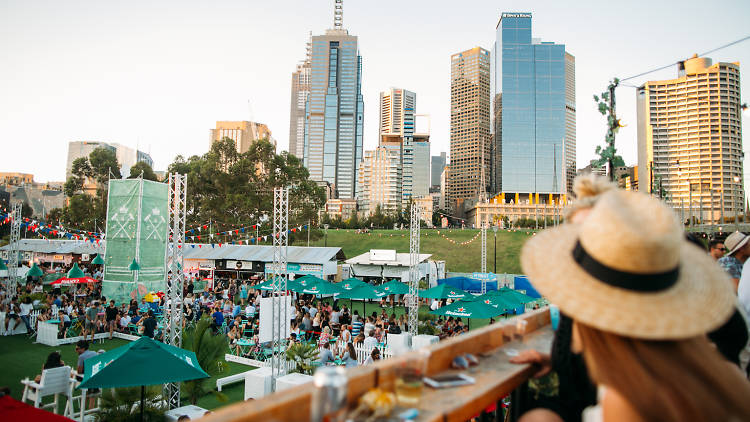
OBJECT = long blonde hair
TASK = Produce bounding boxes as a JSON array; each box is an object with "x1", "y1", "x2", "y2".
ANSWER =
[{"x1": 576, "y1": 322, "x2": 750, "y2": 422}]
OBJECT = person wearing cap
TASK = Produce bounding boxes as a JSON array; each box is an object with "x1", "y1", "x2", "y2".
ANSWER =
[
  {"x1": 521, "y1": 189, "x2": 750, "y2": 421},
  {"x1": 718, "y1": 231, "x2": 750, "y2": 292}
]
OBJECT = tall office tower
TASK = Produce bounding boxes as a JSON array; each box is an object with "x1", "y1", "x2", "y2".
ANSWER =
[
  {"x1": 637, "y1": 55, "x2": 743, "y2": 224},
  {"x1": 356, "y1": 145, "x2": 402, "y2": 216},
  {"x1": 289, "y1": 34, "x2": 312, "y2": 159},
  {"x1": 302, "y1": 1, "x2": 364, "y2": 199},
  {"x1": 66, "y1": 141, "x2": 116, "y2": 180},
  {"x1": 448, "y1": 47, "x2": 491, "y2": 213},
  {"x1": 401, "y1": 133, "x2": 431, "y2": 205},
  {"x1": 493, "y1": 12, "x2": 575, "y2": 198},
  {"x1": 209, "y1": 121, "x2": 275, "y2": 153},
  {"x1": 431, "y1": 152, "x2": 447, "y2": 190},
  {"x1": 379, "y1": 88, "x2": 416, "y2": 137}
]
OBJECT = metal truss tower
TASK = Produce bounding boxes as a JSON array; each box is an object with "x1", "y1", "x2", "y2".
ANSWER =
[
  {"x1": 164, "y1": 173, "x2": 187, "y2": 408},
  {"x1": 6, "y1": 202, "x2": 21, "y2": 298},
  {"x1": 408, "y1": 203, "x2": 421, "y2": 336},
  {"x1": 271, "y1": 187, "x2": 289, "y2": 390}
]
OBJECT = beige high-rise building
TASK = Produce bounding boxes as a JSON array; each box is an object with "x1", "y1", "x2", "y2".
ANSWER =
[
  {"x1": 448, "y1": 47, "x2": 491, "y2": 213},
  {"x1": 356, "y1": 145, "x2": 402, "y2": 216},
  {"x1": 289, "y1": 34, "x2": 312, "y2": 159},
  {"x1": 637, "y1": 55, "x2": 743, "y2": 224},
  {"x1": 379, "y1": 88, "x2": 416, "y2": 138},
  {"x1": 209, "y1": 121, "x2": 275, "y2": 154}
]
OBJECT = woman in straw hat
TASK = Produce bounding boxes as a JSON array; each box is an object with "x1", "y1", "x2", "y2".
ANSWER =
[{"x1": 521, "y1": 188, "x2": 750, "y2": 421}]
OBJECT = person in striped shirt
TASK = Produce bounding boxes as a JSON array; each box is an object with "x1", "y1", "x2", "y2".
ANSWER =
[{"x1": 351, "y1": 310, "x2": 363, "y2": 338}]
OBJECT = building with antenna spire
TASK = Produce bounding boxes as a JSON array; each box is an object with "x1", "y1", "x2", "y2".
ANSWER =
[{"x1": 291, "y1": 0, "x2": 364, "y2": 199}]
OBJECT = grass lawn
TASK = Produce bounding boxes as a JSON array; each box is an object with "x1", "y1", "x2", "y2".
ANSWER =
[
  {"x1": 0, "y1": 334, "x2": 253, "y2": 411},
  {"x1": 295, "y1": 228, "x2": 533, "y2": 274}
]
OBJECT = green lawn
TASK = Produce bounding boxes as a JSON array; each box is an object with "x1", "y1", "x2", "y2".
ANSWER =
[
  {"x1": 0, "y1": 334, "x2": 252, "y2": 411},
  {"x1": 295, "y1": 228, "x2": 533, "y2": 274}
]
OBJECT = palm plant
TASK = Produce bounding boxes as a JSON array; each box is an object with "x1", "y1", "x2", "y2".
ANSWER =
[
  {"x1": 182, "y1": 316, "x2": 228, "y2": 405},
  {"x1": 285, "y1": 343, "x2": 319, "y2": 375},
  {"x1": 95, "y1": 386, "x2": 166, "y2": 421}
]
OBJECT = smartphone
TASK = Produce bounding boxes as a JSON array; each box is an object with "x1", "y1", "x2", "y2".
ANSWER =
[{"x1": 423, "y1": 373, "x2": 475, "y2": 388}]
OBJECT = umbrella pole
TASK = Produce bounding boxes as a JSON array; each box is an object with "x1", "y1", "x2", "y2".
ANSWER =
[{"x1": 140, "y1": 385, "x2": 145, "y2": 422}]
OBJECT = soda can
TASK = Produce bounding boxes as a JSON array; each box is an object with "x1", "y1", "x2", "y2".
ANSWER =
[{"x1": 311, "y1": 366, "x2": 347, "y2": 422}]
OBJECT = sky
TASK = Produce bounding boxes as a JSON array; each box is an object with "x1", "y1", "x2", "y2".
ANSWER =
[{"x1": 2, "y1": 0, "x2": 750, "y2": 190}]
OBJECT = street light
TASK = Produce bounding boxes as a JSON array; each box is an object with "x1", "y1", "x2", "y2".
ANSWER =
[
  {"x1": 734, "y1": 176, "x2": 741, "y2": 231},
  {"x1": 323, "y1": 224, "x2": 329, "y2": 247},
  {"x1": 492, "y1": 225, "x2": 498, "y2": 274}
]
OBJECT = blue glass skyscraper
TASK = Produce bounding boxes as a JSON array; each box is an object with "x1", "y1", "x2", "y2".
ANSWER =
[
  {"x1": 493, "y1": 12, "x2": 575, "y2": 197},
  {"x1": 302, "y1": 22, "x2": 364, "y2": 199}
]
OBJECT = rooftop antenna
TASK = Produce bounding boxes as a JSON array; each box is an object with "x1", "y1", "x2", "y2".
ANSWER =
[{"x1": 334, "y1": 0, "x2": 343, "y2": 29}]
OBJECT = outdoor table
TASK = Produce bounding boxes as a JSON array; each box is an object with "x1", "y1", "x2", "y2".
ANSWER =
[
  {"x1": 236, "y1": 339, "x2": 255, "y2": 356},
  {"x1": 37, "y1": 319, "x2": 61, "y2": 346}
]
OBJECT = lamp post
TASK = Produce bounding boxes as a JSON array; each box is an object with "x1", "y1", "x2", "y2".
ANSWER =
[
  {"x1": 323, "y1": 224, "x2": 329, "y2": 247},
  {"x1": 492, "y1": 226, "x2": 498, "y2": 274},
  {"x1": 734, "y1": 176, "x2": 741, "y2": 231}
]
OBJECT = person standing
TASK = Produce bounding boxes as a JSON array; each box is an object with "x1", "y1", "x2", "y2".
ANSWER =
[
  {"x1": 139, "y1": 310, "x2": 157, "y2": 338},
  {"x1": 84, "y1": 301, "x2": 99, "y2": 342},
  {"x1": 708, "y1": 239, "x2": 726, "y2": 260},
  {"x1": 105, "y1": 300, "x2": 118, "y2": 340},
  {"x1": 718, "y1": 231, "x2": 750, "y2": 292}
]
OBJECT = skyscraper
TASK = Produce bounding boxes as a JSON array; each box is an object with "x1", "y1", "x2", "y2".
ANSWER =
[
  {"x1": 447, "y1": 47, "x2": 491, "y2": 213},
  {"x1": 300, "y1": 1, "x2": 364, "y2": 199},
  {"x1": 289, "y1": 34, "x2": 311, "y2": 159},
  {"x1": 209, "y1": 121, "x2": 275, "y2": 153},
  {"x1": 379, "y1": 88, "x2": 416, "y2": 137},
  {"x1": 431, "y1": 152, "x2": 447, "y2": 190},
  {"x1": 492, "y1": 12, "x2": 575, "y2": 198},
  {"x1": 637, "y1": 55, "x2": 743, "y2": 223},
  {"x1": 357, "y1": 144, "x2": 402, "y2": 216}
]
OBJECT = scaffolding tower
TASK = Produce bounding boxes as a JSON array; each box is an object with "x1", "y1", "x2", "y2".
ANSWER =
[
  {"x1": 164, "y1": 173, "x2": 187, "y2": 408},
  {"x1": 408, "y1": 203, "x2": 421, "y2": 336},
  {"x1": 6, "y1": 202, "x2": 21, "y2": 298},
  {"x1": 271, "y1": 187, "x2": 289, "y2": 390}
]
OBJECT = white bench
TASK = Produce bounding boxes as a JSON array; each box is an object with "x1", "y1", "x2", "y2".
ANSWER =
[{"x1": 216, "y1": 370, "x2": 255, "y2": 392}]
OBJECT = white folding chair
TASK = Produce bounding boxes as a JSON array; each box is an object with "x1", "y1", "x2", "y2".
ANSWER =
[{"x1": 20, "y1": 365, "x2": 73, "y2": 414}]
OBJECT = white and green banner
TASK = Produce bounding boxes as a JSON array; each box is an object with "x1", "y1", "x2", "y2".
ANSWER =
[{"x1": 103, "y1": 179, "x2": 169, "y2": 304}]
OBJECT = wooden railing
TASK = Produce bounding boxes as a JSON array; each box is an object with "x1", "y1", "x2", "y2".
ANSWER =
[{"x1": 203, "y1": 308, "x2": 553, "y2": 422}]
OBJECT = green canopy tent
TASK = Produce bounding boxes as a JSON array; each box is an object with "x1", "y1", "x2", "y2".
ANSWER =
[
  {"x1": 419, "y1": 284, "x2": 469, "y2": 300},
  {"x1": 78, "y1": 336, "x2": 209, "y2": 421},
  {"x1": 91, "y1": 254, "x2": 105, "y2": 265},
  {"x1": 336, "y1": 284, "x2": 388, "y2": 315},
  {"x1": 429, "y1": 298, "x2": 506, "y2": 329},
  {"x1": 67, "y1": 263, "x2": 85, "y2": 279},
  {"x1": 27, "y1": 263, "x2": 44, "y2": 278}
]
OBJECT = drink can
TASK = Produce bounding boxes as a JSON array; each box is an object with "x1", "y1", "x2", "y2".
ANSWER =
[{"x1": 311, "y1": 366, "x2": 347, "y2": 422}]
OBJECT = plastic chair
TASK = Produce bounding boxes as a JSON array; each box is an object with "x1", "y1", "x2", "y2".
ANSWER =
[{"x1": 20, "y1": 365, "x2": 73, "y2": 414}]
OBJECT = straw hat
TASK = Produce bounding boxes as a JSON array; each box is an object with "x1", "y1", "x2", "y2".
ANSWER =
[
  {"x1": 521, "y1": 189, "x2": 735, "y2": 339},
  {"x1": 724, "y1": 231, "x2": 750, "y2": 256}
]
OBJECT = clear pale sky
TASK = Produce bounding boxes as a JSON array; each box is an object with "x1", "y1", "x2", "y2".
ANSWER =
[{"x1": 2, "y1": 0, "x2": 749, "y2": 190}]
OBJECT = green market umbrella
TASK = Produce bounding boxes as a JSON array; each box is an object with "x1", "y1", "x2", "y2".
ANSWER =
[
  {"x1": 337, "y1": 284, "x2": 387, "y2": 315},
  {"x1": 467, "y1": 293, "x2": 523, "y2": 312},
  {"x1": 0, "y1": 260, "x2": 8, "y2": 271},
  {"x1": 67, "y1": 263, "x2": 85, "y2": 278},
  {"x1": 91, "y1": 254, "x2": 105, "y2": 265},
  {"x1": 338, "y1": 277, "x2": 368, "y2": 291},
  {"x1": 42, "y1": 272, "x2": 65, "y2": 284},
  {"x1": 27, "y1": 263, "x2": 44, "y2": 278},
  {"x1": 252, "y1": 277, "x2": 302, "y2": 291},
  {"x1": 490, "y1": 287, "x2": 536, "y2": 304},
  {"x1": 298, "y1": 280, "x2": 343, "y2": 295},
  {"x1": 128, "y1": 258, "x2": 141, "y2": 271},
  {"x1": 420, "y1": 284, "x2": 469, "y2": 300},
  {"x1": 78, "y1": 336, "x2": 208, "y2": 421},
  {"x1": 429, "y1": 298, "x2": 506, "y2": 328},
  {"x1": 378, "y1": 279, "x2": 410, "y2": 295}
]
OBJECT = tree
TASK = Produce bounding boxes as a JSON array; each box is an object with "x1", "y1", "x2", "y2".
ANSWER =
[
  {"x1": 128, "y1": 161, "x2": 159, "y2": 181},
  {"x1": 21, "y1": 201, "x2": 33, "y2": 218},
  {"x1": 59, "y1": 148, "x2": 121, "y2": 230},
  {"x1": 181, "y1": 316, "x2": 228, "y2": 405}
]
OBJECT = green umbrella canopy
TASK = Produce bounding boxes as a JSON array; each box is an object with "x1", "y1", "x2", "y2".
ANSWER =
[
  {"x1": 128, "y1": 258, "x2": 141, "y2": 271},
  {"x1": 67, "y1": 263, "x2": 85, "y2": 279},
  {"x1": 27, "y1": 263, "x2": 44, "y2": 278},
  {"x1": 338, "y1": 277, "x2": 368, "y2": 291},
  {"x1": 378, "y1": 279, "x2": 410, "y2": 295},
  {"x1": 299, "y1": 279, "x2": 343, "y2": 295},
  {"x1": 0, "y1": 260, "x2": 7, "y2": 271},
  {"x1": 429, "y1": 298, "x2": 506, "y2": 319},
  {"x1": 295, "y1": 275, "x2": 327, "y2": 287},
  {"x1": 42, "y1": 272, "x2": 65, "y2": 284},
  {"x1": 78, "y1": 336, "x2": 208, "y2": 390},
  {"x1": 489, "y1": 287, "x2": 536, "y2": 304},
  {"x1": 419, "y1": 284, "x2": 469, "y2": 300},
  {"x1": 337, "y1": 284, "x2": 388, "y2": 300},
  {"x1": 91, "y1": 254, "x2": 105, "y2": 265},
  {"x1": 253, "y1": 277, "x2": 302, "y2": 291},
  {"x1": 467, "y1": 293, "x2": 523, "y2": 311}
]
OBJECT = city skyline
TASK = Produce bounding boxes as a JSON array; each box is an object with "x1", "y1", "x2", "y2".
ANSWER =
[{"x1": 1, "y1": 0, "x2": 749, "y2": 192}]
